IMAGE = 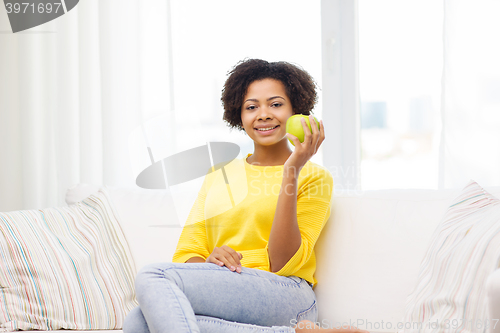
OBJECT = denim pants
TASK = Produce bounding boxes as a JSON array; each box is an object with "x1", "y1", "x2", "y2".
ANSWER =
[{"x1": 123, "y1": 262, "x2": 318, "y2": 333}]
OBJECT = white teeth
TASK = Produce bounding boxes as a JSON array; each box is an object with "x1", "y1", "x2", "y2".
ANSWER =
[{"x1": 256, "y1": 126, "x2": 277, "y2": 131}]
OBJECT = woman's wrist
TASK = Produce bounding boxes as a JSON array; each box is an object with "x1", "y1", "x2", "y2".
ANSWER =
[
  {"x1": 283, "y1": 165, "x2": 301, "y2": 181},
  {"x1": 185, "y1": 256, "x2": 206, "y2": 264}
]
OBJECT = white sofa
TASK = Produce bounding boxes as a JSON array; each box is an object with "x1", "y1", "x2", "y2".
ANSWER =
[{"x1": 19, "y1": 184, "x2": 500, "y2": 332}]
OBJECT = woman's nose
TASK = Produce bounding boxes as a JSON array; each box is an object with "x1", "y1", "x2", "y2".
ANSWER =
[{"x1": 257, "y1": 106, "x2": 273, "y2": 120}]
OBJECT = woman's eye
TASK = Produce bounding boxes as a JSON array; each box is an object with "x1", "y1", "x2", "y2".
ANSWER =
[
  {"x1": 246, "y1": 105, "x2": 256, "y2": 110},
  {"x1": 272, "y1": 103, "x2": 282, "y2": 107}
]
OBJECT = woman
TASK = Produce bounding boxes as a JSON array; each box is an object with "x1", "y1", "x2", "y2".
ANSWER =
[{"x1": 123, "y1": 59, "x2": 366, "y2": 333}]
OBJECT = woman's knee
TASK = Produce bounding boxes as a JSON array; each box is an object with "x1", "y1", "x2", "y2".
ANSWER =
[
  {"x1": 123, "y1": 306, "x2": 150, "y2": 333},
  {"x1": 134, "y1": 262, "x2": 182, "y2": 294},
  {"x1": 136, "y1": 261, "x2": 180, "y2": 276}
]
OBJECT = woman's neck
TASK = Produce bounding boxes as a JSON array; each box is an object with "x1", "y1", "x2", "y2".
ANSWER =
[{"x1": 247, "y1": 140, "x2": 293, "y2": 166}]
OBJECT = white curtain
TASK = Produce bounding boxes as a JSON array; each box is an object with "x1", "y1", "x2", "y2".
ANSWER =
[
  {"x1": 0, "y1": 0, "x2": 173, "y2": 211},
  {"x1": 440, "y1": 0, "x2": 500, "y2": 189}
]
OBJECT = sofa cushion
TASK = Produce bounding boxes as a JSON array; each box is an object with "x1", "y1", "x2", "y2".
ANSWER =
[
  {"x1": 400, "y1": 181, "x2": 500, "y2": 332},
  {"x1": 0, "y1": 189, "x2": 137, "y2": 331},
  {"x1": 314, "y1": 185, "x2": 500, "y2": 331}
]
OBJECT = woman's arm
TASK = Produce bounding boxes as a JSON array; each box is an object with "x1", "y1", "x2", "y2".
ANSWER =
[
  {"x1": 267, "y1": 170, "x2": 332, "y2": 275},
  {"x1": 267, "y1": 169, "x2": 302, "y2": 272},
  {"x1": 268, "y1": 116, "x2": 325, "y2": 273}
]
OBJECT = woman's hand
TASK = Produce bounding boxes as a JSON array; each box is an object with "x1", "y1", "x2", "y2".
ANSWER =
[
  {"x1": 285, "y1": 115, "x2": 325, "y2": 175},
  {"x1": 206, "y1": 245, "x2": 243, "y2": 273}
]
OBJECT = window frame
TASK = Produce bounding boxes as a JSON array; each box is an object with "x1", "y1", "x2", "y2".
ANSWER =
[{"x1": 321, "y1": 0, "x2": 361, "y2": 191}]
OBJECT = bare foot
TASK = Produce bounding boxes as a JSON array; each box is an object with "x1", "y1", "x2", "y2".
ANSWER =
[{"x1": 293, "y1": 320, "x2": 370, "y2": 333}]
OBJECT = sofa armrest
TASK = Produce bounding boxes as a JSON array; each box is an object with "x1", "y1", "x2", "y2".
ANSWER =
[{"x1": 487, "y1": 268, "x2": 500, "y2": 332}]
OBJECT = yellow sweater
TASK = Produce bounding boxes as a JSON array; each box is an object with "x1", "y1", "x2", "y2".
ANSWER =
[{"x1": 172, "y1": 153, "x2": 333, "y2": 287}]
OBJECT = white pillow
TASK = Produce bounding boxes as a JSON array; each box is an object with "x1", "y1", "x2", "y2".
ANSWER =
[
  {"x1": 0, "y1": 188, "x2": 137, "y2": 331},
  {"x1": 65, "y1": 184, "x2": 183, "y2": 271},
  {"x1": 400, "y1": 180, "x2": 500, "y2": 333}
]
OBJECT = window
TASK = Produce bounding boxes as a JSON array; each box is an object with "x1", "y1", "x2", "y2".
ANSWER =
[{"x1": 358, "y1": 0, "x2": 443, "y2": 190}]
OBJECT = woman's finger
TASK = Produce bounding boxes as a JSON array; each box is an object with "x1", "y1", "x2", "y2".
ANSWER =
[
  {"x1": 218, "y1": 252, "x2": 240, "y2": 273},
  {"x1": 300, "y1": 118, "x2": 312, "y2": 145},
  {"x1": 319, "y1": 120, "x2": 325, "y2": 143},
  {"x1": 206, "y1": 254, "x2": 224, "y2": 266},
  {"x1": 308, "y1": 116, "x2": 320, "y2": 153},
  {"x1": 224, "y1": 253, "x2": 242, "y2": 273},
  {"x1": 221, "y1": 245, "x2": 242, "y2": 267},
  {"x1": 313, "y1": 120, "x2": 326, "y2": 154},
  {"x1": 206, "y1": 247, "x2": 225, "y2": 266},
  {"x1": 219, "y1": 246, "x2": 242, "y2": 273},
  {"x1": 309, "y1": 115, "x2": 319, "y2": 136},
  {"x1": 286, "y1": 133, "x2": 301, "y2": 147},
  {"x1": 207, "y1": 246, "x2": 242, "y2": 273}
]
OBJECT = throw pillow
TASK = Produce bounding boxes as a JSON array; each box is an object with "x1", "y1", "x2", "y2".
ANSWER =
[
  {"x1": 65, "y1": 184, "x2": 183, "y2": 271},
  {"x1": 400, "y1": 180, "x2": 500, "y2": 333},
  {"x1": 0, "y1": 188, "x2": 137, "y2": 331}
]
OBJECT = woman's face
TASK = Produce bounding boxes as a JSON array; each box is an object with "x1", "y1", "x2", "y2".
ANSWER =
[{"x1": 240, "y1": 78, "x2": 294, "y2": 147}]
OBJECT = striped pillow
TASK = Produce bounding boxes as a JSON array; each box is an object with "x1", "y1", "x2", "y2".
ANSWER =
[
  {"x1": 401, "y1": 181, "x2": 500, "y2": 333},
  {"x1": 0, "y1": 188, "x2": 138, "y2": 331}
]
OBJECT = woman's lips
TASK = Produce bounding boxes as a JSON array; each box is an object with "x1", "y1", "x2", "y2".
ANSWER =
[{"x1": 254, "y1": 125, "x2": 279, "y2": 135}]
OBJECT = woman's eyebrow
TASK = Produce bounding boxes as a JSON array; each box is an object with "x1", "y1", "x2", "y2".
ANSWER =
[{"x1": 244, "y1": 96, "x2": 285, "y2": 103}]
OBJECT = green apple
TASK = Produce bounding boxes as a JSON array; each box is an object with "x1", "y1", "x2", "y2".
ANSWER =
[{"x1": 286, "y1": 114, "x2": 320, "y2": 146}]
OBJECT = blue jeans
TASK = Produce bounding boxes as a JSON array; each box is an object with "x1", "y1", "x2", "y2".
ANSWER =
[{"x1": 123, "y1": 262, "x2": 317, "y2": 333}]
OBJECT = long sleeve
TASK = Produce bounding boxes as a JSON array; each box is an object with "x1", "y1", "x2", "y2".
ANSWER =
[
  {"x1": 273, "y1": 198, "x2": 331, "y2": 277},
  {"x1": 172, "y1": 178, "x2": 211, "y2": 264},
  {"x1": 239, "y1": 248, "x2": 270, "y2": 270},
  {"x1": 237, "y1": 166, "x2": 333, "y2": 285},
  {"x1": 272, "y1": 168, "x2": 333, "y2": 278},
  {"x1": 237, "y1": 198, "x2": 330, "y2": 274}
]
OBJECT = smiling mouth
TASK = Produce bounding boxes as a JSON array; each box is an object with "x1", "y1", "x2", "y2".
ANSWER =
[{"x1": 255, "y1": 125, "x2": 279, "y2": 132}]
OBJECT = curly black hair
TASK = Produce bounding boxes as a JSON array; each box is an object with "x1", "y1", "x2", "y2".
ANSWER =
[{"x1": 221, "y1": 59, "x2": 318, "y2": 131}]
